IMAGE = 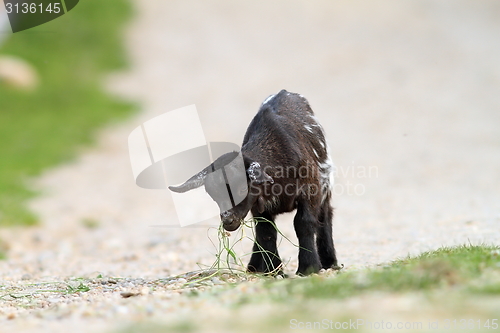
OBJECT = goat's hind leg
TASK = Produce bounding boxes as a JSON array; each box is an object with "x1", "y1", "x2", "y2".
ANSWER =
[
  {"x1": 316, "y1": 200, "x2": 338, "y2": 269},
  {"x1": 294, "y1": 200, "x2": 322, "y2": 275}
]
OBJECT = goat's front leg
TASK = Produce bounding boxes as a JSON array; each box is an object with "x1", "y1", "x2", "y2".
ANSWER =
[
  {"x1": 294, "y1": 200, "x2": 321, "y2": 275},
  {"x1": 247, "y1": 212, "x2": 282, "y2": 275}
]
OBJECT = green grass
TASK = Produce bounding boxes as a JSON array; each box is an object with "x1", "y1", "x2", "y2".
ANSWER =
[
  {"x1": 177, "y1": 218, "x2": 298, "y2": 287},
  {"x1": 114, "y1": 322, "x2": 198, "y2": 333},
  {"x1": 259, "y1": 244, "x2": 500, "y2": 301},
  {"x1": 110, "y1": 245, "x2": 500, "y2": 333},
  {"x1": 0, "y1": 279, "x2": 90, "y2": 301},
  {"x1": 0, "y1": 0, "x2": 136, "y2": 226},
  {"x1": 0, "y1": 237, "x2": 7, "y2": 259},
  {"x1": 182, "y1": 244, "x2": 500, "y2": 306},
  {"x1": 181, "y1": 220, "x2": 500, "y2": 300}
]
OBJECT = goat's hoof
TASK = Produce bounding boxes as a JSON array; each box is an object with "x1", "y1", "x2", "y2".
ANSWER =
[
  {"x1": 295, "y1": 270, "x2": 319, "y2": 277},
  {"x1": 276, "y1": 271, "x2": 288, "y2": 279}
]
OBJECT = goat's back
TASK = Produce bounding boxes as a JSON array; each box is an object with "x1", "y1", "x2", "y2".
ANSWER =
[{"x1": 242, "y1": 90, "x2": 329, "y2": 170}]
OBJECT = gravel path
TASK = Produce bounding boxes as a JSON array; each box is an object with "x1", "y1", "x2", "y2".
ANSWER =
[{"x1": 1, "y1": 1, "x2": 499, "y2": 332}]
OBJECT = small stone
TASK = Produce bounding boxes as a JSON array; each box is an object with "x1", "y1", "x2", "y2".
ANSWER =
[
  {"x1": 120, "y1": 291, "x2": 139, "y2": 298},
  {"x1": 145, "y1": 304, "x2": 155, "y2": 315},
  {"x1": 211, "y1": 277, "x2": 224, "y2": 285},
  {"x1": 7, "y1": 313, "x2": 16, "y2": 320},
  {"x1": 123, "y1": 253, "x2": 138, "y2": 261},
  {"x1": 57, "y1": 302, "x2": 68, "y2": 309},
  {"x1": 115, "y1": 306, "x2": 129, "y2": 314},
  {"x1": 47, "y1": 298, "x2": 61, "y2": 304},
  {"x1": 67, "y1": 280, "x2": 81, "y2": 289},
  {"x1": 21, "y1": 274, "x2": 32, "y2": 280},
  {"x1": 82, "y1": 309, "x2": 96, "y2": 317}
]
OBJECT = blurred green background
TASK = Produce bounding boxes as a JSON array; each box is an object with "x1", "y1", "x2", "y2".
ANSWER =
[{"x1": 0, "y1": 0, "x2": 136, "y2": 226}]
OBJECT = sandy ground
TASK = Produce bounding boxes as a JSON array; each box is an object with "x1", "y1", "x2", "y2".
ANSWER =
[{"x1": 1, "y1": 0, "x2": 499, "y2": 332}]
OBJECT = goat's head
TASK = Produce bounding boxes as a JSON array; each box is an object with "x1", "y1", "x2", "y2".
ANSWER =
[{"x1": 168, "y1": 152, "x2": 273, "y2": 231}]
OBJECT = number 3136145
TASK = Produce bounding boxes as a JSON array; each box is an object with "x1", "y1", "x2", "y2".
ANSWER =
[
  {"x1": 443, "y1": 319, "x2": 498, "y2": 330},
  {"x1": 5, "y1": 3, "x2": 61, "y2": 14}
]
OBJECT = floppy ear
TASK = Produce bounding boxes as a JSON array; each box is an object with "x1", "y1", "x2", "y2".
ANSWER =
[
  {"x1": 168, "y1": 165, "x2": 211, "y2": 193},
  {"x1": 247, "y1": 161, "x2": 274, "y2": 185}
]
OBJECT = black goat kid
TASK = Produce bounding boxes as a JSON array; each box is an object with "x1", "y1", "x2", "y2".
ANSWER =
[{"x1": 169, "y1": 90, "x2": 338, "y2": 275}]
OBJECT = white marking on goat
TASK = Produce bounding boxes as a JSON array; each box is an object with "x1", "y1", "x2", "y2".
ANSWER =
[
  {"x1": 308, "y1": 114, "x2": 323, "y2": 128},
  {"x1": 298, "y1": 94, "x2": 310, "y2": 105},
  {"x1": 313, "y1": 149, "x2": 319, "y2": 158},
  {"x1": 262, "y1": 94, "x2": 275, "y2": 105},
  {"x1": 264, "y1": 196, "x2": 280, "y2": 211},
  {"x1": 247, "y1": 162, "x2": 261, "y2": 181},
  {"x1": 318, "y1": 143, "x2": 335, "y2": 203},
  {"x1": 221, "y1": 211, "x2": 232, "y2": 218},
  {"x1": 304, "y1": 124, "x2": 313, "y2": 133}
]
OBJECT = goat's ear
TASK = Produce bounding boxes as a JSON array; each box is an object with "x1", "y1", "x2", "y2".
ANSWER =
[
  {"x1": 247, "y1": 161, "x2": 274, "y2": 185},
  {"x1": 168, "y1": 166, "x2": 210, "y2": 193}
]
